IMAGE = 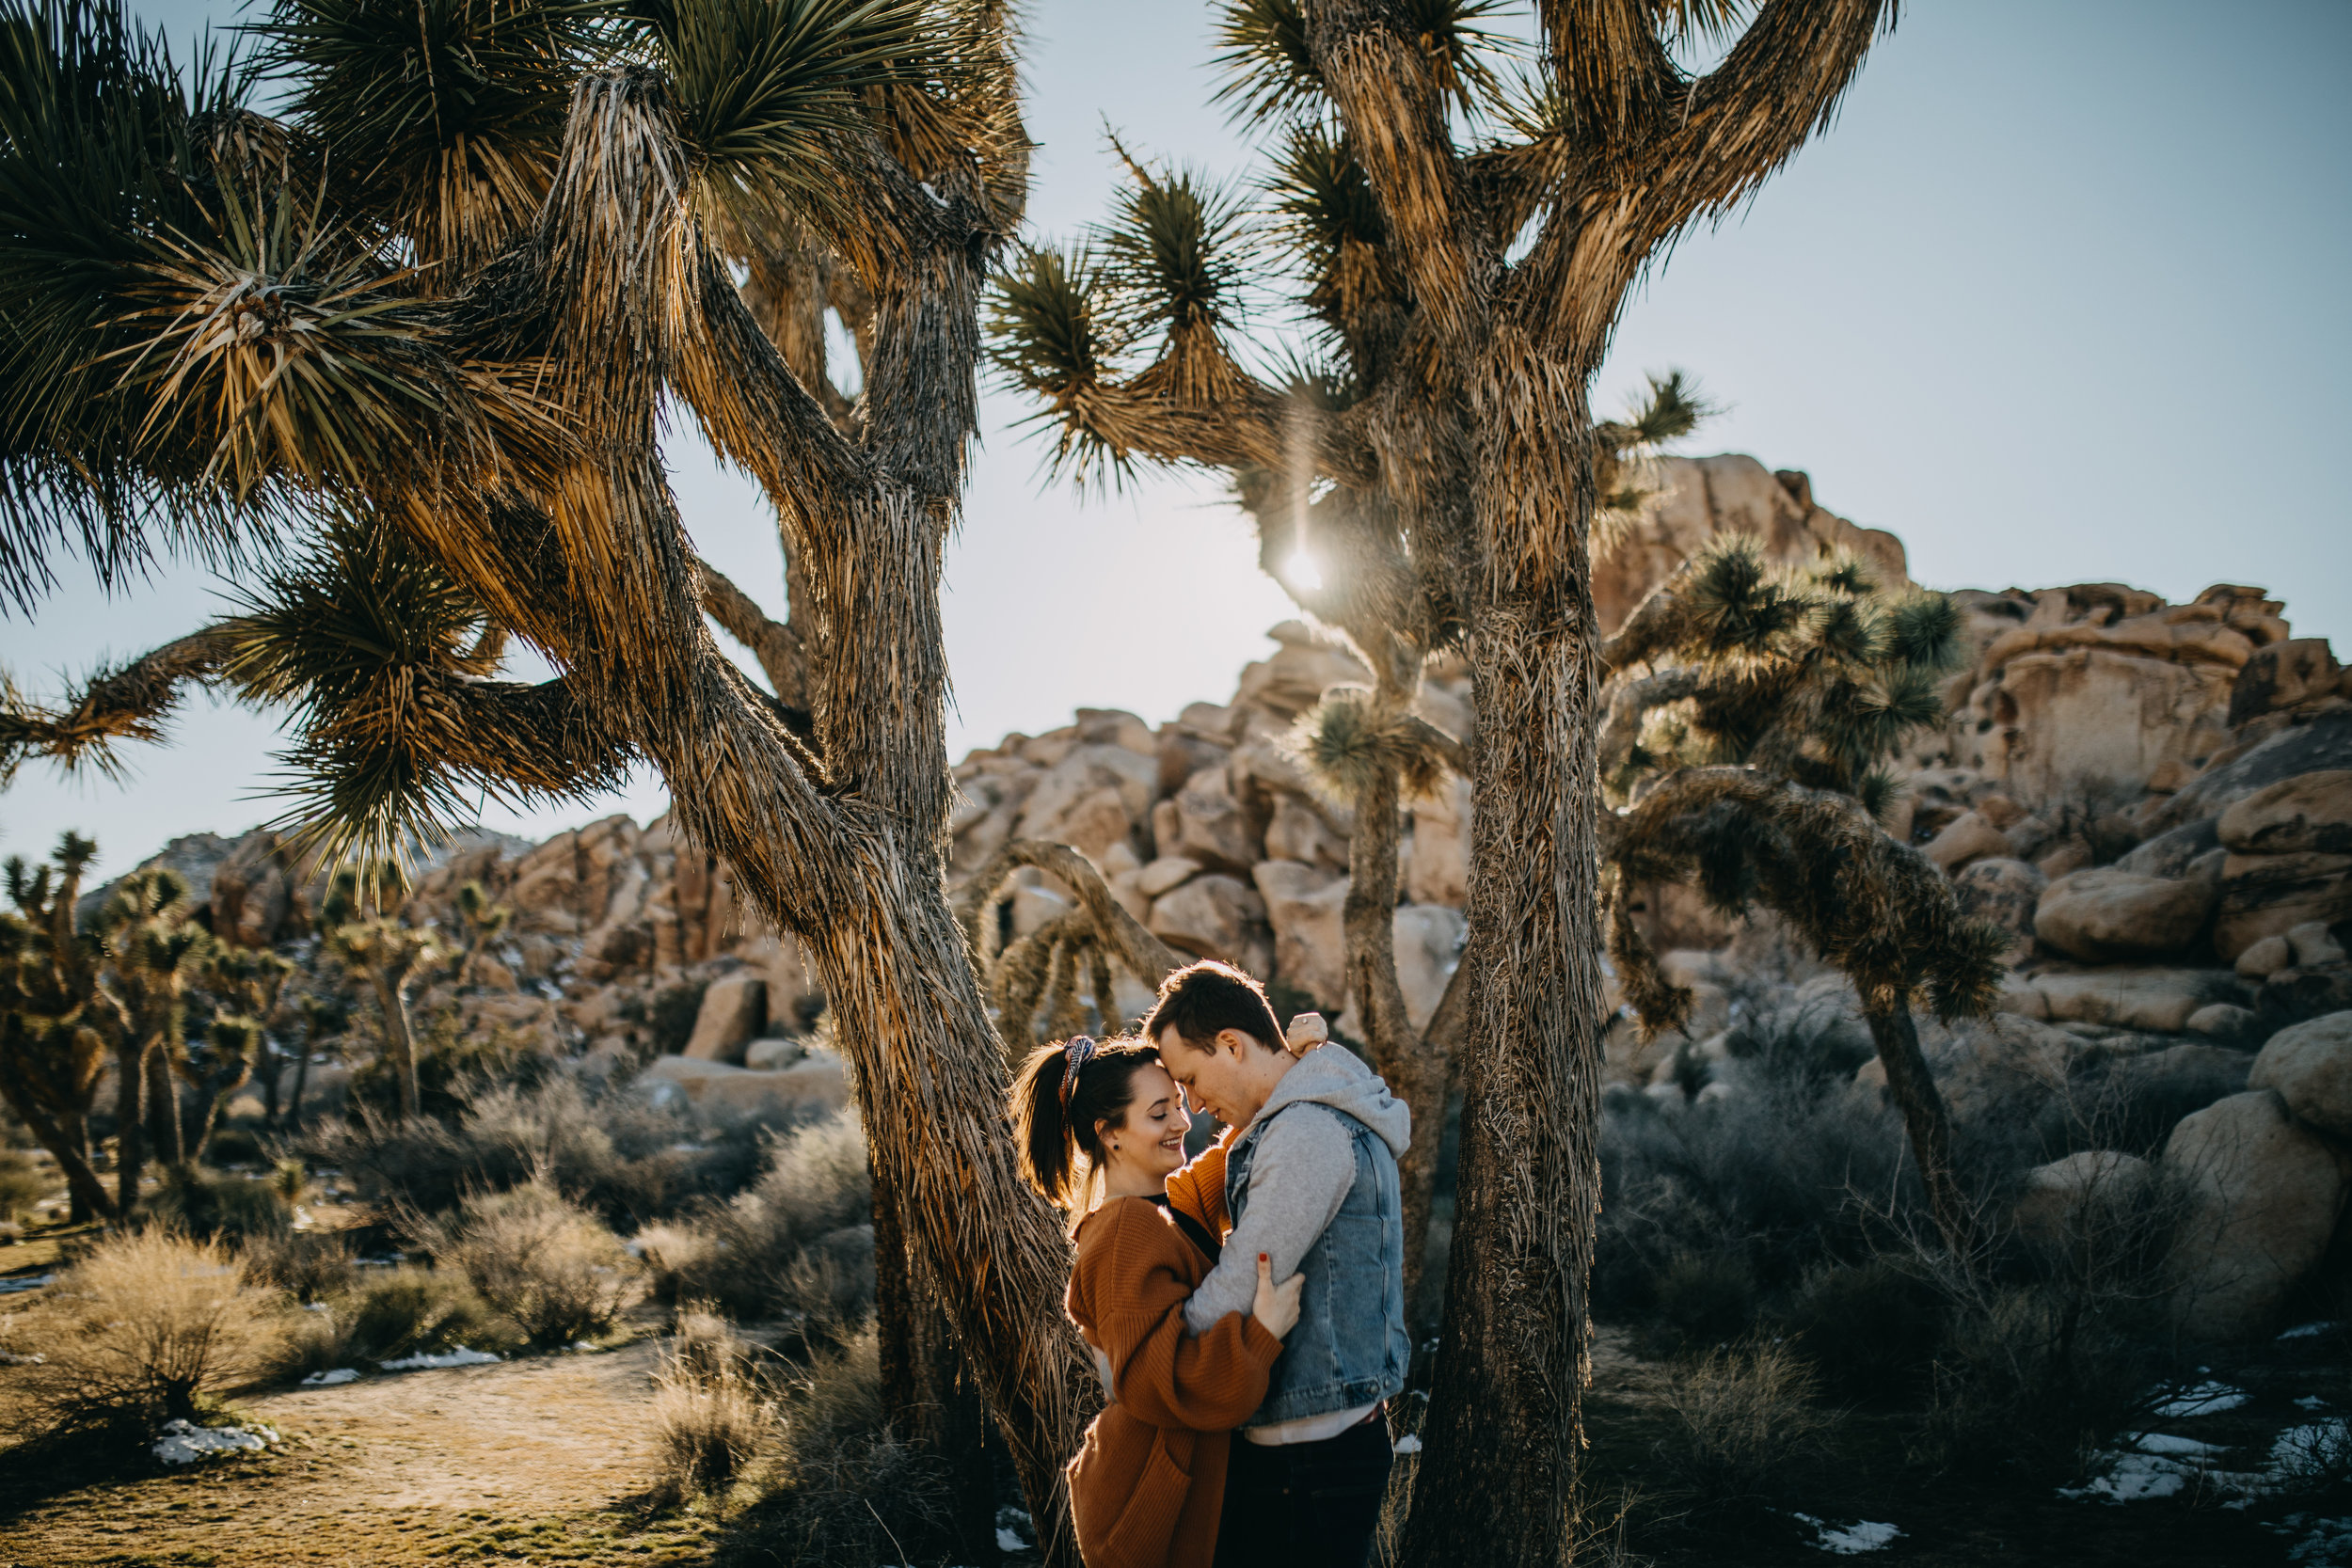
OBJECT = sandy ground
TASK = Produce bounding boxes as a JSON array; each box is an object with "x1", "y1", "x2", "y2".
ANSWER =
[{"x1": 0, "y1": 1338, "x2": 721, "y2": 1567}]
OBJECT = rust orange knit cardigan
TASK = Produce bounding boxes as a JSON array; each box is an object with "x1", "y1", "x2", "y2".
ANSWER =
[{"x1": 1064, "y1": 1138, "x2": 1270, "y2": 1568}]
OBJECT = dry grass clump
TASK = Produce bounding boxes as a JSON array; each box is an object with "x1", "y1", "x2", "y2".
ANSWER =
[
  {"x1": 636, "y1": 1109, "x2": 876, "y2": 1329},
  {"x1": 405, "y1": 1178, "x2": 636, "y2": 1349},
  {"x1": 239, "y1": 1229, "x2": 358, "y2": 1304},
  {"x1": 647, "y1": 1304, "x2": 775, "y2": 1510},
  {"x1": 1657, "y1": 1338, "x2": 1834, "y2": 1500},
  {"x1": 274, "y1": 1265, "x2": 516, "y2": 1379},
  {"x1": 18, "y1": 1228, "x2": 285, "y2": 1433},
  {"x1": 0, "y1": 1147, "x2": 45, "y2": 1222},
  {"x1": 143, "y1": 1165, "x2": 295, "y2": 1243}
]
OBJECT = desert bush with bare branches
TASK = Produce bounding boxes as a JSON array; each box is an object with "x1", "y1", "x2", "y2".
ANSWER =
[
  {"x1": 647, "y1": 1304, "x2": 774, "y2": 1510},
  {"x1": 273, "y1": 1265, "x2": 516, "y2": 1380},
  {"x1": 404, "y1": 1179, "x2": 635, "y2": 1349},
  {"x1": 18, "y1": 1228, "x2": 284, "y2": 1432},
  {"x1": 1658, "y1": 1339, "x2": 1836, "y2": 1501}
]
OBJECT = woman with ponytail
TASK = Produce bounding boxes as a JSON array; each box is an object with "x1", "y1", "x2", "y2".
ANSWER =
[{"x1": 1014, "y1": 1033, "x2": 1304, "y2": 1568}]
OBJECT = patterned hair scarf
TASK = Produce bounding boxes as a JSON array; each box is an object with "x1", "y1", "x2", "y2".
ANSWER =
[{"x1": 1058, "y1": 1036, "x2": 1098, "y2": 1109}]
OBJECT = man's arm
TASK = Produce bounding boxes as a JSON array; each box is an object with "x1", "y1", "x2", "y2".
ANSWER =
[{"x1": 1181, "y1": 1106, "x2": 1355, "y2": 1336}]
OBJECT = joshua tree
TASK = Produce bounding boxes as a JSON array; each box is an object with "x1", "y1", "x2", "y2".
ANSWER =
[
  {"x1": 93, "y1": 868, "x2": 209, "y2": 1197},
  {"x1": 0, "y1": 834, "x2": 118, "y2": 1219},
  {"x1": 989, "y1": 3, "x2": 1901, "y2": 1554},
  {"x1": 179, "y1": 942, "x2": 293, "y2": 1156},
  {"x1": 319, "y1": 866, "x2": 447, "y2": 1119},
  {"x1": 0, "y1": 0, "x2": 1095, "y2": 1546},
  {"x1": 1599, "y1": 539, "x2": 2008, "y2": 1259},
  {"x1": 447, "y1": 880, "x2": 514, "y2": 990}
]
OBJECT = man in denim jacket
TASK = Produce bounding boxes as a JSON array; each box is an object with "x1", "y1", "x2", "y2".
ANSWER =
[{"x1": 1148, "y1": 960, "x2": 1411, "y2": 1568}]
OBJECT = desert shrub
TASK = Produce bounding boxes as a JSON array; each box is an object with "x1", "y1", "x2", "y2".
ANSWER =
[
  {"x1": 274, "y1": 1266, "x2": 514, "y2": 1378},
  {"x1": 239, "y1": 1229, "x2": 358, "y2": 1304},
  {"x1": 142, "y1": 1165, "x2": 294, "y2": 1243},
  {"x1": 1909, "y1": 1283, "x2": 2158, "y2": 1478},
  {"x1": 405, "y1": 1179, "x2": 634, "y2": 1348},
  {"x1": 1594, "y1": 1069, "x2": 1911, "y2": 1338},
  {"x1": 725, "y1": 1325, "x2": 952, "y2": 1563},
  {"x1": 1657, "y1": 1338, "x2": 1833, "y2": 1501},
  {"x1": 0, "y1": 1147, "x2": 45, "y2": 1222},
  {"x1": 1778, "y1": 1259, "x2": 1944, "y2": 1404},
  {"x1": 21, "y1": 1228, "x2": 284, "y2": 1432},
  {"x1": 204, "y1": 1122, "x2": 267, "y2": 1166},
  {"x1": 303, "y1": 1074, "x2": 769, "y2": 1227},
  {"x1": 637, "y1": 1109, "x2": 876, "y2": 1328},
  {"x1": 648, "y1": 1305, "x2": 775, "y2": 1509}
]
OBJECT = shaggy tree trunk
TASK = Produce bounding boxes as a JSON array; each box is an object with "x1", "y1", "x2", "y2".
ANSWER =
[
  {"x1": 285, "y1": 1036, "x2": 315, "y2": 1132},
  {"x1": 1861, "y1": 1000, "x2": 1977, "y2": 1260},
  {"x1": 872, "y1": 1146, "x2": 1001, "y2": 1566},
  {"x1": 259, "y1": 1036, "x2": 282, "y2": 1125},
  {"x1": 372, "y1": 973, "x2": 420, "y2": 1118},
  {"x1": 113, "y1": 1039, "x2": 146, "y2": 1212},
  {"x1": 145, "y1": 1043, "x2": 183, "y2": 1167},
  {"x1": 1399, "y1": 369, "x2": 1610, "y2": 1568},
  {"x1": 1338, "y1": 731, "x2": 1451, "y2": 1322},
  {"x1": 0, "y1": 1077, "x2": 113, "y2": 1222}
]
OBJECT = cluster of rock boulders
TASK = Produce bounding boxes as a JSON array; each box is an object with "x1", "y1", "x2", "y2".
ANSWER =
[{"x1": 102, "y1": 450, "x2": 2352, "y2": 1340}]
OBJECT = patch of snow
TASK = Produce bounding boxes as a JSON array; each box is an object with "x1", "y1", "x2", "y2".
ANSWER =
[
  {"x1": 996, "y1": 1528, "x2": 1026, "y2": 1553},
  {"x1": 2280, "y1": 1322, "x2": 2339, "y2": 1341},
  {"x1": 153, "y1": 1418, "x2": 279, "y2": 1465},
  {"x1": 1792, "y1": 1514, "x2": 1903, "y2": 1554},
  {"x1": 2274, "y1": 1418, "x2": 2352, "y2": 1481},
  {"x1": 2277, "y1": 1513, "x2": 2352, "y2": 1566},
  {"x1": 300, "y1": 1368, "x2": 360, "y2": 1386},
  {"x1": 0, "y1": 1351, "x2": 43, "y2": 1366},
  {"x1": 2060, "y1": 1451, "x2": 2195, "y2": 1503},
  {"x1": 377, "y1": 1345, "x2": 502, "y2": 1370},
  {"x1": 1392, "y1": 1434, "x2": 1423, "y2": 1455},
  {"x1": 2137, "y1": 1433, "x2": 2228, "y2": 1457},
  {"x1": 2303, "y1": 1397, "x2": 2333, "y2": 1411},
  {"x1": 2152, "y1": 1380, "x2": 2249, "y2": 1418},
  {"x1": 0, "y1": 1274, "x2": 56, "y2": 1295},
  {"x1": 304, "y1": 1301, "x2": 331, "y2": 1313}
]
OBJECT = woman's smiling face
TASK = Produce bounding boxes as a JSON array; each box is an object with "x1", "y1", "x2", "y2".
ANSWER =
[{"x1": 1100, "y1": 1061, "x2": 1191, "y2": 1183}]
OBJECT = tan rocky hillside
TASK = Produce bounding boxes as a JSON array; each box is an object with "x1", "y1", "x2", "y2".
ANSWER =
[{"x1": 117, "y1": 451, "x2": 2352, "y2": 1338}]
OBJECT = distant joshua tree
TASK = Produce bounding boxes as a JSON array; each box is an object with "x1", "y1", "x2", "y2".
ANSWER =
[
  {"x1": 0, "y1": 834, "x2": 116, "y2": 1219},
  {"x1": 1598, "y1": 539, "x2": 2009, "y2": 1259}
]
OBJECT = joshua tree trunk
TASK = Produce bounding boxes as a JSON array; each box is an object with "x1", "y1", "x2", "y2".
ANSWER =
[
  {"x1": 284, "y1": 1036, "x2": 315, "y2": 1132},
  {"x1": 369, "y1": 973, "x2": 420, "y2": 1118},
  {"x1": 1861, "y1": 1000, "x2": 1978, "y2": 1260},
  {"x1": 145, "y1": 1044, "x2": 184, "y2": 1165},
  {"x1": 1336, "y1": 715, "x2": 1453, "y2": 1323},
  {"x1": 0, "y1": 1078, "x2": 113, "y2": 1222},
  {"x1": 112, "y1": 1038, "x2": 146, "y2": 1212}
]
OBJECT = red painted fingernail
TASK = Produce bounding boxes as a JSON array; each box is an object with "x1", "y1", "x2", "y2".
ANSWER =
[{"x1": 1260, "y1": 1253, "x2": 1268, "y2": 1262}]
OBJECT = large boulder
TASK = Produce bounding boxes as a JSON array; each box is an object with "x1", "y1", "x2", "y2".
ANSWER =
[
  {"x1": 1953, "y1": 858, "x2": 2046, "y2": 953},
  {"x1": 1013, "y1": 743, "x2": 1157, "y2": 865},
  {"x1": 1403, "y1": 774, "x2": 1472, "y2": 908},
  {"x1": 2014, "y1": 1150, "x2": 2152, "y2": 1248},
  {"x1": 1151, "y1": 766, "x2": 1263, "y2": 872},
  {"x1": 639, "y1": 1052, "x2": 850, "y2": 1123},
  {"x1": 2033, "y1": 867, "x2": 2217, "y2": 963},
  {"x1": 2164, "y1": 1089, "x2": 2351, "y2": 1340},
  {"x1": 1925, "y1": 811, "x2": 2013, "y2": 873},
  {"x1": 682, "y1": 973, "x2": 767, "y2": 1063},
  {"x1": 2218, "y1": 770, "x2": 2352, "y2": 857},
  {"x1": 1263, "y1": 795, "x2": 1351, "y2": 872},
  {"x1": 1232, "y1": 622, "x2": 1372, "y2": 720},
  {"x1": 2249, "y1": 1011, "x2": 2352, "y2": 1140},
  {"x1": 1251, "y1": 861, "x2": 1349, "y2": 1010},
  {"x1": 2213, "y1": 851, "x2": 2352, "y2": 959},
  {"x1": 1391, "y1": 904, "x2": 1466, "y2": 1032},
  {"x1": 2229, "y1": 639, "x2": 2344, "y2": 727},
  {"x1": 2147, "y1": 709, "x2": 2352, "y2": 835},
  {"x1": 1149, "y1": 874, "x2": 1271, "y2": 976},
  {"x1": 2116, "y1": 816, "x2": 2222, "y2": 880},
  {"x1": 2005, "y1": 967, "x2": 2245, "y2": 1034}
]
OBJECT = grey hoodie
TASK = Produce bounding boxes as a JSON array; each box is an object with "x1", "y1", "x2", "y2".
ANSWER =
[{"x1": 1179, "y1": 1044, "x2": 1411, "y2": 1339}]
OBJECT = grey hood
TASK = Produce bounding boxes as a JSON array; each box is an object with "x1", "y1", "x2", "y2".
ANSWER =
[{"x1": 1253, "y1": 1043, "x2": 1411, "y2": 1158}]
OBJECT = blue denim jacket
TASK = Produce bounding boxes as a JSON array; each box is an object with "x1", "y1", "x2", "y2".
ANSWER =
[{"x1": 1226, "y1": 1098, "x2": 1410, "y2": 1425}]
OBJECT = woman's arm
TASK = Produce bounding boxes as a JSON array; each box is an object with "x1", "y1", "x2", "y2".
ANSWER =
[{"x1": 1081, "y1": 1205, "x2": 1281, "y2": 1431}]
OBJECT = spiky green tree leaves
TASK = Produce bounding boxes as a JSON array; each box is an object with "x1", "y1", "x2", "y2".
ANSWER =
[
  {"x1": 1600, "y1": 540, "x2": 2004, "y2": 1259},
  {"x1": 0, "y1": 2, "x2": 1079, "y2": 1554},
  {"x1": 0, "y1": 832, "x2": 118, "y2": 1219},
  {"x1": 994, "y1": 4, "x2": 1899, "y2": 1557}
]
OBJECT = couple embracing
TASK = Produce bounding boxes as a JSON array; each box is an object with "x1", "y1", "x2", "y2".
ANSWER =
[{"x1": 1012, "y1": 958, "x2": 1412, "y2": 1568}]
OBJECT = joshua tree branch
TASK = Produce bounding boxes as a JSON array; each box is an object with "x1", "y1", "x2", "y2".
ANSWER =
[
  {"x1": 961, "y1": 839, "x2": 1183, "y2": 989},
  {"x1": 1597, "y1": 665, "x2": 1702, "y2": 782},
  {"x1": 0, "y1": 628, "x2": 229, "y2": 778}
]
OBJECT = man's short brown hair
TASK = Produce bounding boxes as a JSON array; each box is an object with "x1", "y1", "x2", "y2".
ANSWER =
[{"x1": 1142, "y1": 958, "x2": 1284, "y2": 1054}]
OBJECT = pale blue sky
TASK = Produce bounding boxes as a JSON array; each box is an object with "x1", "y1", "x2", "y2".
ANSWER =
[{"x1": 5, "y1": 0, "x2": 2347, "y2": 877}]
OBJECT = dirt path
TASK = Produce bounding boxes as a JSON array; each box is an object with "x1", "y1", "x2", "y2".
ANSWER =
[{"x1": 1, "y1": 1340, "x2": 720, "y2": 1567}]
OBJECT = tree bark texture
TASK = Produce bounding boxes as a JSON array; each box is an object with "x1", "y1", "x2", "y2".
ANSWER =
[
  {"x1": 0, "y1": 1074, "x2": 112, "y2": 1222},
  {"x1": 1338, "y1": 735, "x2": 1451, "y2": 1323},
  {"x1": 145, "y1": 1045, "x2": 183, "y2": 1166},
  {"x1": 1861, "y1": 1001, "x2": 1978, "y2": 1261},
  {"x1": 373, "y1": 973, "x2": 420, "y2": 1118},
  {"x1": 113, "y1": 1040, "x2": 145, "y2": 1212}
]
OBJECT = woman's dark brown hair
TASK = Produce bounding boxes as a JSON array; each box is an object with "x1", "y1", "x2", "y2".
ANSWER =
[{"x1": 1012, "y1": 1034, "x2": 1162, "y2": 1212}]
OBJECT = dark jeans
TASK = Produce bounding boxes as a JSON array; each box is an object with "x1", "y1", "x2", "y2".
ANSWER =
[{"x1": 1212, "y1": 1416, "x2": 1392, "y2": 1568}]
